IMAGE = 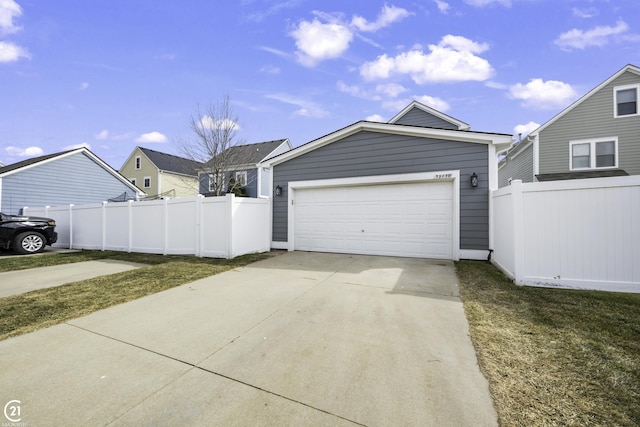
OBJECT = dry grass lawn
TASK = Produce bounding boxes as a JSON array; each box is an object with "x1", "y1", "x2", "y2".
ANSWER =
[
  {"x1": 456, "y1": 261, "x2": 640, "y2": 427},
  {"x1": 0, "y1": 250, "x2": 271, "y2": 341}
]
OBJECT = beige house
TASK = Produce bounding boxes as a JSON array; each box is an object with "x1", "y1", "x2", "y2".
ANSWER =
[{"x1": 120, "y1": 147, "x2": 203, "y2": 198}]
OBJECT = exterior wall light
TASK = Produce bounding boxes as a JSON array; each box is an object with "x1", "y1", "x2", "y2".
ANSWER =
[
  {"x1": 275, "y1": 185, "x2": 283, "y2": 197},
  {"x1": 470, "y1": 173, "x2": 478, "y2": 188}
]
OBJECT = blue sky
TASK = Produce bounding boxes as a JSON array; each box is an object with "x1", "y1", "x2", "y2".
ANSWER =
[{"x1": 1, "y1": 0, "x2": 639, "y2": 169}]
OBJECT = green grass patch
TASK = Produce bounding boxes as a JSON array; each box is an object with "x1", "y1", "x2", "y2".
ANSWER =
[
  {"x1": 456, "y1": 261, "x2": 640, "y2": 426},
  {"x1": 0, "y1": 251, "x2": 271, "y2": 341}
]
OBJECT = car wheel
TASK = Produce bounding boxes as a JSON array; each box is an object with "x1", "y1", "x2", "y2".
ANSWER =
[{"x1": 13, "y1": 231, "x2": 46, "y2": 254}]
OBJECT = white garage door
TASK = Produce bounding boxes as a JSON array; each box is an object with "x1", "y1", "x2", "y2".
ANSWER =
[{"x1": 293, "y1": 181, "x2": 453, "y2": 259}]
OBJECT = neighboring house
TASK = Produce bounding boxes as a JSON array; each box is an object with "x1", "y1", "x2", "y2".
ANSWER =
[
  {"x1": 261, "y1": 101, "x2": 512, "y2": 261},
  {"x1": 499, "y1": 64, "x2": 640, "y2": 187},
  {"x1": 120, "y1": 147, "x2": 204, "y2": 198},
  {"x1": 0, "y1": 147, "x2": 144, "y2": 215},
  {"x1": 199, "y1": 139, "x2": 292, "y2": 198}
]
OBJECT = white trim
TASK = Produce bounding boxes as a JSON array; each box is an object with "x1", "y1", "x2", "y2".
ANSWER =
[
  {"x1": 286, "y1": 171, "x2": 461, "y2": 261},
  {"x1": 388, "y1": 100, "x2": 471, "y2": 130},
  {"x1": 532, "y1": 65, "x2": 640, "y2": 136},
  {"x1": 0, "y1": 147, "x2": 144, "y2": 197},
  {"x1": 613, "y1": 83, "x2": 640, "y2": 118},
  {"x1": 235, "y1": 170, "x2": 248, "y2": 187},
  {"x1": 459, "y1": 249, "x2": 490, "y2": 261},
  {"x1": 262, "y1": 121, "x2": 512, "y2": 168},
  {"x1": 270, "y1": 241, "x2": 288, "y2": 250},
  {"x1": 569, "y1": 137, "x2": 618, "y2": 170}
]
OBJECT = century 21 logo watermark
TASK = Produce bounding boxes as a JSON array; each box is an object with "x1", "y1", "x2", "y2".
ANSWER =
[{"x1": 3, "y1": 400, "x2": 22, "y2": 423}]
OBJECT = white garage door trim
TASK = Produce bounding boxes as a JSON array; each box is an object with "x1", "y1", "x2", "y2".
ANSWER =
[{"x1": 287, "y1": 171, "x2": 460, "y2": 260}]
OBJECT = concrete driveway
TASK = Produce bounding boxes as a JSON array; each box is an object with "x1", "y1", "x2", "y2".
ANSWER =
[{"x1": 0, "y1": 252, "x2": 496, "y2": 426}]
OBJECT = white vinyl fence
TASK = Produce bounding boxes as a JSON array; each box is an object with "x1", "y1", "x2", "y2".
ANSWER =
[
  {"x1": 23, "y1": 194, "x2": 270, "y2": 259},
  {"x1": 491, "y1": 176, "x2": 640, "y2": 293}
]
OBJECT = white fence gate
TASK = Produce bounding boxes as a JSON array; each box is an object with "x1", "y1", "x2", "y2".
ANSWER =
[
  {"x1": 491, "y1": 176, "x2": 640, "y2": 293},
  {"x1": 23, "y1": 194, "x2": 270, "y2": 259}
]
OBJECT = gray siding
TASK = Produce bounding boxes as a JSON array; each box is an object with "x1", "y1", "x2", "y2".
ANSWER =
[
  {"x1": 1, "y1": 152, "x2": 136, "y2": 214},
  {"x1": 498, "y1": 142, "x2": 534, "y2": 187},
  {"x1": 199, "y1": 168, "x2": 258, "y2": 197},
  {"x1": 273, "y1": 130, "x2": 490, "y2": 250},
  {"x1": 393, "y1": 108, "x2": 459, "y2": 129},
  {"x1": 540, "y1": 70, "x2": 640, "y2": 175}
]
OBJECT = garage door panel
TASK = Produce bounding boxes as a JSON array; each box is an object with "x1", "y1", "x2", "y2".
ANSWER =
[{"x1": 294, "y1": 181, "x2": 453, "y2": 259}]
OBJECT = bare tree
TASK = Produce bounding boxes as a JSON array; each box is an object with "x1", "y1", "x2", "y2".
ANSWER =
[{"x1": 175, "y1": 96, "x2": 247, "y2": 196}]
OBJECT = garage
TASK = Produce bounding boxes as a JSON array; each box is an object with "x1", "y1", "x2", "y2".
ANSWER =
[
  {"x1": 263, "y1": 101, "x2": 513, "y2": 261},
  {"x1": 291, "y1": 178, "x2": 455, "y2": 259}
]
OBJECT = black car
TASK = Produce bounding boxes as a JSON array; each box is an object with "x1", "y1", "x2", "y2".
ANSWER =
[{"x1": 0, "y1": 212, "x2": 58, "y2": 254}]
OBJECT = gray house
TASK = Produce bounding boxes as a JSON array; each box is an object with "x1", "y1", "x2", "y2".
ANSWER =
[
  {"x1": 261, "y1": 101, "x2": 512, "y2": 261},
  {"x1": 0, "y1": 147, "x2": 144, "y2": 215},
  {"x1": 499, "y1": 64, "x2": 640, "y2": 187},
  {"x1": 199, "y1": 139, "x2": 292, "y2": 198}
]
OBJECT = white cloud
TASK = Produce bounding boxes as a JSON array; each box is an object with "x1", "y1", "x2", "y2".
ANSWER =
[
  {"x1": 572, "y1": 7, "x2": 598, "y2": 19},
  {"x1": 465, "y1": 0, "x2": 511, "y2": 6},
  {"x1": 509, "y1": 78, "x2": 578, "y2": 109},
  {"x1": 0, "y1": 0, "x2": 22, "y2": 34},
  {"x1": 360, "y1": 35, "x2": 494, "y2": 84},
  {"x1": 135, "y1": 131, "x2": 169, "y2": 143},
  {"x1": 199, "y1": 116, "x2": 241, "y2": 132},
  {"x1": 290, "y1": 18, "x2": 353, "y2": 67},
  {"x1": 365, "y1": 114, "x2": 385, "y2": 122},
  {"x1": 434, "y1": 0, "x2": 450, "y2": 14},
  {"x1": 258, "y1": 45, "x2": 290, "y2": 59},
  {"x1": 95, "y1": 130, "x2": 109, "y2": 140},
  {"x1": 79, "y1": 82, "x2": 89, "y2": 90},
  {"x1": 337, "y1": 80, "x2": 375, "y2": 99},
  {"x1": 63, "y1": 142, "x2": 91, "y2": 150},
  {"x1": 485, "y1": 81, "x2": 508, "y2": 90},
  {"x1": 0, "y1": 40, "x2": 29, "y2": 62},
  {"x1": 375, "y1": 83, "x2": 407, "y2": 98},
  {"x1": 6, "y1": 146, "x2": 44, "y2": 157},
  {"x1": 554, "y1": 19, "x2": 629, "y2": 50},
  {"x1": 351, "y1": 4, "x2": 411, "y2": 32},
  {"x1": 514, "y1": 121, "x2": 540, "y2": 137},
  {"x1": 260, "y1": 64, "x2": 280, "y2": 74},
  {"x1": 266, "y1": 93, "x2": 329, "y2": 118}
]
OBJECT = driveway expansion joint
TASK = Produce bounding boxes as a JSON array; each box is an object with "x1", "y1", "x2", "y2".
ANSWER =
[{"x1": 66, "y1": 322, "x2": 365, "y2": 426}]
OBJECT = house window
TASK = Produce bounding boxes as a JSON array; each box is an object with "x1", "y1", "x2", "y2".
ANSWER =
[
  {"x1": 208, "y1": 173, "x2": 224, "y2": 192},
  {"x1": 130, "y1": 178, "x2": 137, "y2": 186},
  {"x1": 135, "y1": 156, "x2": 141, "y2": 169},
  {"x1": 614, "y1": 84, "x2": 639, "y2": 117},
  {"x1": 570, "y1": 138, "x2": 618, "y2": 170},
  {"x1": 235, "y1": 171, "x2": 247, "y2": 187},
  {"x1": 143, "y1": 177, "x2": 151, "y2": 188}
]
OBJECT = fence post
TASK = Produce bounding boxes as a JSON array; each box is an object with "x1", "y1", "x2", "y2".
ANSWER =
[
  {"x1": 195, "y1": 195, "x2": 203, "y2": 257},
  {"x1": 226, "y1": 193, "x2": 234, "y2": 259},
  {"x1": 511, "y1": 180, "x2": 525, "y2": 284},
  {"x1": 127, "y1": 200, "x2": 133, "y2": 253},
  {"x1": 69, "y1": 204, "x2": 74, "y2": 249},
  {"x1": 102, "y1": 201, "x2": 107, "y2": 251},
  {"x1": 163, "y1": 198, "x2": 169, "y2": 255}
]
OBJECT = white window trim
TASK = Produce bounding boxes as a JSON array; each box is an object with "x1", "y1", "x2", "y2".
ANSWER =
[
  {"x1": 135, "y1": 156, "x2": 141, "y2": 170},
  {"x1": 235, "y1": 170, "x2": 247, "y2": 187},
  {"x1": 613, "y1": 84, "x2": 639, "y2": 118},
  {"x1": 569, "y1": 137, "x2": 618, "y2": 171},
  {"x1": 143, "y1": 176, "x2": 151, "y2": 188}
]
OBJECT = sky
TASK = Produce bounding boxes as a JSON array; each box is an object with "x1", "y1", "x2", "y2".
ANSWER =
[{"x1": 1, "y1": 0, "x2": 639, "y2": 169}]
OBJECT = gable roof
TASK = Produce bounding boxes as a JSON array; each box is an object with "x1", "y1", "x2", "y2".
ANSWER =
[
  {"x1": 223, "y1": 139, "x2": 291, "y2": 165},
  {"x1": 137, "y1": 147, "x2": 204, "y2": 177},
  {"x1": 531, "y1": 64, "x2": 640, "y2": 137},
  {"x1": 388, "y1": 100, "x2": 471, "y2": 130},
  {"x1": 0, "y1": 147, "x2": 143, "y2": 195},
  {"x1": 262, "y1": 120, "x2": 512, "y2": 168}
]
